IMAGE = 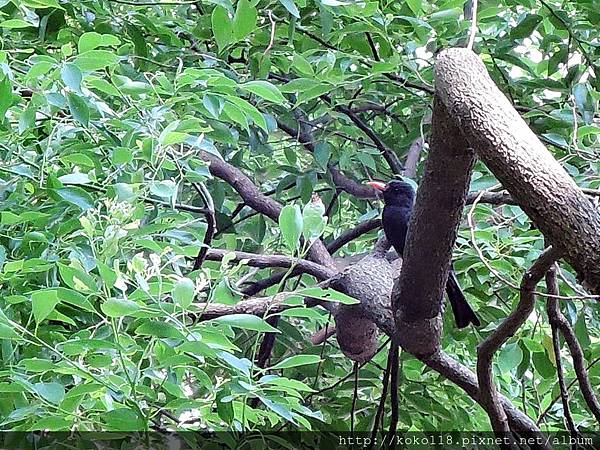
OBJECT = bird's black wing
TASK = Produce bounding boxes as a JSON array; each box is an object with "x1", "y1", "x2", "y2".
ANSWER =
[{"x1": 382, "y1": 205, "x2": 410, "y2": 256}]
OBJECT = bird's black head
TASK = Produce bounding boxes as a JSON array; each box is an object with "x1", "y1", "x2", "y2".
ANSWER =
[{"x1": 367, "y1": 180, "x2": 416, "y2": 208}]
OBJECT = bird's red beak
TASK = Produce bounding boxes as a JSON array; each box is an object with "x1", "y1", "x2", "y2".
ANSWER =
[{"x1": 366, "y1": 181, "x2": 388, "y2": 192}]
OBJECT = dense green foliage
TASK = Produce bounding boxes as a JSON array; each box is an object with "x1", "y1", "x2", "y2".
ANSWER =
[{"x1": 0, "y1": 0, "x2": 598, "y2": 436}]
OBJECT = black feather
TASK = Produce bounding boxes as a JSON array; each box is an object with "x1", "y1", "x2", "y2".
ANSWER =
[{"x1": 380, "y1": 180, "x2": 479, "y2": 328}]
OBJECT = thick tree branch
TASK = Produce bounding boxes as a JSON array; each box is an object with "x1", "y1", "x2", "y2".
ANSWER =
[
  {"x1": 393, "y1": 97, "x2": 475, "y2": 356},
  {"x1": 194, "y1": 292, "x2": 296, "y2": 320},
  {"x1": 537, "y1": 355, "x2": 600, "y2": 424},
  {"x1": 476, "y1": 246, "x2": 558, "y2": 443},
  {"x1": 435, "y1": 48, "x2": 600, "y2": 293},
  {"x1": 402, "y1": 137, "x2": 423, "y2": 179},
  {"x1": 205, "y1": 249, "x2": 337, "y2": 282},
  {"x1": 202, "y1": 250, "x2": 547, "y2": 440}
]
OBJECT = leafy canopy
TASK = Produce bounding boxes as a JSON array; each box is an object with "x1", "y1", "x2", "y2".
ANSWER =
[{"x1": 0, "y1": 0, "x2": 598, "y2": 436}]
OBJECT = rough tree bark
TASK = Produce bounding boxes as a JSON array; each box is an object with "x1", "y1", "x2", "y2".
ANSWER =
[
  {"x1": 435, "y1": 48, "x2": 600, "y2": 294},
  {"x1": 393, "y1": 97, "x2": 476, "y2": 355}
]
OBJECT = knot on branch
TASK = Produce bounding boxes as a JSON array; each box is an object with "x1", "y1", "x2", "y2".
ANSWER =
[
  {"x1": 334, "y1": 305, "x2": 379, "y2": 363},
  {"x1": 328, "y1": 252, "x2": 399, "y2": 361},
  {"x1": 395, "y1": 315, "x2": 443, "y2": 356}
]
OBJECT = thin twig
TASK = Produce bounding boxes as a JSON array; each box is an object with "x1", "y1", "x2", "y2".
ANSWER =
[
  {"x1": 263, "y1": 11, "x2": 276, "y2": 56},
  {"x1": 368, "y1": 342, "x2": 393, "y2": 450},
  {"x1": 351, "y1": 362, "x2": 359, "y2": 433},
  {"x1": 385, "y1": 345, "x2": 399, "y2": 449},
  {"x1": 205, "y1": 249, "x2": 337, "y2": 281},
  {"x1": 545, "y1": 266, "x2": 578, "y2": 436},
  {"x1": 542, "y1": 269, "x2": 600, "y2": 425},
  {"x1": 465, "y1": 0, "x2": 478, "y2": 51},
  {"x1": 306, "y1": 339, "x2": 390, "y2": 400},
  {"x1": 192, "y1": 182, "x2": 215, "y2": 271}
]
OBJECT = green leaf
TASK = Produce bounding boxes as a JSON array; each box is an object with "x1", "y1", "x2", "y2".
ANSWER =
[
  {"x1": 279, "y1": 0, "x2": 300, "y2": 18},
  {"x1": 270, "y1": 355, "x2": 321, "y2": 370},
  {"x1": 32, "y1": 289, "x2": 60, "y2": 324},
  {"x1": 149, "y1": 180, "x2": 177, "y2": 199},
  {"x1": 21, "y1": 0, "x2": 62, "y2": 8},
  {"x1": 212, "y1": 6, "x2": 233, "y2": 51},
  {"x1": 61, "y1": 63, "x2": 82, "y2": 91},
  {"x1": 258, "y1": 397, "x2": 296, "y2": 423},
  {"x1": 108, "y1": 149, "x2": 130, "y2": 167},
  {"x1": 34, "y1": 382, "x2": 65, "y2": 405},
  {"x1": 96, "y1": 261, "x2": 117, "y2": 289},
  {"x1": 211, "y1": 314, "x2": 281, "y2": 333},
  {"x1": 210, "y1": 279, "x2": 237, "y2": 305},
  {"x1": 509, "y1": 14, "x2": 542, "y2": 40},
  {"x1": 279, "y1": 204, "x2": 303, "y2": 252},
  {"x1": 298, "y1": 287, "x2": 359, "y2": 305},
  {"x1": 58, "y1": 173, "x2": 91, "y2": 185},
  {"x1": 101, "y1": 298, "x2": 141, "y2": 318},
  {"x1": 216, "y1": 388, "x2": 235, "y2": 423},
  {"x1": 0, "y1": 19, "x2": 32, "y2": 29},
  {"x1": 172, "y1": 277, "x2": 195, "y2": 309},
  {"x1": 292, "y1": 53, "x2": 313, "y2": 76},
  {"x1": 19, "y1": 358, "x2": 56, "y2": 372},
  {"x1": 18, "y1": 106, "x2": 36, "y2": 134},
  {"x1": 31, "y1": 416, "x2": 70, "y2": 431},
  {"x1": 66, "y1": 92, "x2": 89, "y2": 126},
  {"x1": 313, "y1": 142, "x2": 331, "y2": 169},
  {"x1": 532, "y1": 351, "x2": 556, "y2": 378},
  {"x1": 405, "y1": 0, "x2": 421, "y2": 15},
  {"x1": 0, "y1": 323, "x2": 22, "y2": 340},
  {"x1": 280, "y1": 307, "x2": 325, "y2": 320},
  {"x1": 1, "y1": 211, "x2": 22, "y2": 225},
  {"x1": 497, "y1": 342, "x2": 523, "y2": 373},
  {"x1": 429, "y1": 8, "x2": 461, "y2": 22},
  {"x1": 302, "y1": 197, "x2": 327, "y2": 240},
  {"x1": 233, "y1": 0, "x2": 257, "y2": 41},
  {"x1": 55, "y1": 187, "x2": 94, "y2": 210},
  {"x1": 104, "y1": 408, "x2": 145, "y2": 431},
  {"x1": 0, "y1": 76, "x2": 13, "y2": 119},
  {"x1": 574, "y1": 314, "x2": 591, "y2": 348},
  {"x1": 58, "y1": 263, "x2": 97, "y2": 292},
  {"x1": 73, "y1": 50, "x2": 119, "y2": 71},
  {"x1": 241, "y1": 81, "x2": 286, "y2": 105},
  {"x1": 522, "y1": 338, "x2": 544, "y2": 353},
  {"x1": 219, "y1": 351, "x2": 252, "y2": 377},
  {"x1": 78, "y1": 32, "x2": 121, "y2": 53},
  {"x1": 135, "y1": 321, "x2": 184, "y2": 339},
  {"x1": 203, "y1": 94, "x2": 223, "y2": 118}
]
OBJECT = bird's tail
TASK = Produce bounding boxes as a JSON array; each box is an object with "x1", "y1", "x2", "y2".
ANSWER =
[{"x1": 445, "y1": 269, "x2": 480, "y2": 328}]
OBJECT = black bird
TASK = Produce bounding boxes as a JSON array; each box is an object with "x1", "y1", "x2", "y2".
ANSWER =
[{"x1": 368, "y1": 180, "x2": 480, "y2": 329}]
